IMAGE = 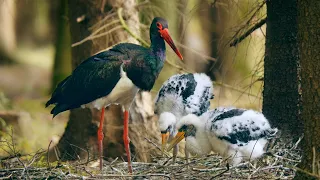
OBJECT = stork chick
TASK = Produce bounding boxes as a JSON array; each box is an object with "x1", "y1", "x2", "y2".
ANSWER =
[
  {"x1": 167, "y1": 107, "x2": 278, "y2": 166},
  {"x1": 155, "y1": 73, "x2": 214, "y2": 163}
]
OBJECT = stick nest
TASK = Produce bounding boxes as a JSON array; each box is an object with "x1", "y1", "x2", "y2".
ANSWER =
[{"x1": 0, "y1": 136, "x2": 301, "y2": 179}]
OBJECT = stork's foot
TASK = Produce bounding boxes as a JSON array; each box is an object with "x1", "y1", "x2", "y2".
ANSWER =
[{"x1": 123, "y1": 110, "x2": 133, "y2": 173}]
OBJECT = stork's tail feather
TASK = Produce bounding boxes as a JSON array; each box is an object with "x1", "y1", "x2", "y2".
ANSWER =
[
  {"x1": 50, "y1": 104, "x2": 70, "y2": 117},
  {"x1": 45, "y1": 99, "x2": 54, "y2": 107}
]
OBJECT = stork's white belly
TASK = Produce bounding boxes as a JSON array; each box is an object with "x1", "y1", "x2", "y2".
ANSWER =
[{"x1": 83, "y1": 65, "x2": 139, "y2": 110}]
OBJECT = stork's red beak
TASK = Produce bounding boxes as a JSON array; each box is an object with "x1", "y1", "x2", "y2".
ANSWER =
[
  {"x1": 167, "y1": 131, "x2": 185, "y2": 151},
  {"x1": 159, "y1": 28, "x2": 183, "y2": 60}
]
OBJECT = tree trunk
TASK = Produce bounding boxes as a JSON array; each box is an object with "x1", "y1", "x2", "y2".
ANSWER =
[
  {"x1": 52, "y1": 0, "x2": 160, "y2": 163},
  {"x1": 0, "y1": 0, "x2": 16, "y2": 64},
  {"x1": 52, "y1": 0, "x2": 100, "y2": 162},
  {"x1": 51, "y1": 0, "x2": 72, "y2": 93},
  {"x1": 294, "y1": 0, "x2": 320, "y2": 179},
  {"x1": 263, "y1": 0, "x2": 302, "y2": 136}
]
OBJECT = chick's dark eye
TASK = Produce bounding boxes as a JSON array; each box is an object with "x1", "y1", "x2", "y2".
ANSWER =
[{"x1": 179, "y1": 125, "x2": 188, "y2": 132}]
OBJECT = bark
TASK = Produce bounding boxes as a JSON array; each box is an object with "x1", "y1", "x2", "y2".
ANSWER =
[
  {"x1": 52, "y1": 0, "x2": 160, "y2": 163},
  {"x1": 51, "y1": 0, "x2": 72, "y2": 93},
  {"x1": 263, "y1": 0, "x2": 302, "y2": 136},
  {"x1": 294, "y1": 0, "x2": 320, "y2": 179}
]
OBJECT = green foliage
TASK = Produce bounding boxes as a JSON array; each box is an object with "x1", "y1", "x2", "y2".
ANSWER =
[{"x1": 0, "y1": 92, "x2": 12, "y2": 110}]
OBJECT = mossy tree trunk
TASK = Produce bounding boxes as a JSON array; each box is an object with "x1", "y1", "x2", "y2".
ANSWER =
[
  {"x1": 51, "y1": 0, "x2": 72, "y2": 93},
  {"x1": 294, "y1": 0, "x2": 320, "y2": 179},
  {"x1": 263, "y1": 0, "x2": 302, "y2": 136},
  {"x1": 52, "y1": 0, "x2": 160, "y2": 163}
]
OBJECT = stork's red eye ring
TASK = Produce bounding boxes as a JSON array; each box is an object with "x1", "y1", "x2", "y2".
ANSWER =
[{"x1": 156, "y1": 22, "x2": 163, "y2": 30}]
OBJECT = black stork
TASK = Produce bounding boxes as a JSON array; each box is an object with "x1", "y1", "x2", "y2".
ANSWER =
[{"x1": 46, "y1": 17, "x2": 183, "y2": 173}]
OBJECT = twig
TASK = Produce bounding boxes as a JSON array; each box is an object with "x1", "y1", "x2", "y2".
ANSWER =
[
  {"x1": 89, "y1": 11, "x2": 116, "y2": 30},
  {"x1": 92, "y1": 173, "x2": 171, "y2": 179},
  {"x1": 82, "y1": 167, "x2": 93, "y2": 177},
  {"x1": 0, "y1": 173, "x2": 12, "y2": 179},
  {"x1": 26, "y1": 150, "x2": 45, "y2": 168},
  {"x1": 230, "y1": 17, "x2": 267, "y2": 47},
  {"x1": 72, "y1": 26, "x2": 122, "y2": 47},
  {"x1": 47, "y1": 140, "x2": 52, "y2": 168},
  {"x1": 175, "y1": 42, "x2": 216, "y2": 62},
  {"x1": 291, "y1": 134, "x2": 304, "y2": 150},
  {"x1": 0, "y1": 153, "x2": 22, "y2": 161},
  {"x1": 288, "y1": 165, "x2": 320, "y2": 179},
  {"x1": 8, "y1": 128, "x2": 30, "y2": 179},
  {"x1": 213, "y1": 81, "x2": 262, "y2": 99},
  {"x1": 144, "y1": 137, "x2": 171, "y2": 157},
  {"x1": 108, "y1": 157, "x2": 118, "y2": 171},
  {"x1": 117, "y1": 8, "x2": 149, "y2": 47},
  {"x1": 270, "y1": 154, "x2": 301, "y2": 163},
  {"x1": 227, "y1": 0, "x2": 266, "y2": 47},
  {"x1": 312, "y1": 146, "x2": 316, "y2": 174},
  {"x1": 210, "y1": 163, "x2": 230, "y2": 180},
  {"x1": 162, "y1": 156, "x2": 173, "y2": 165}
]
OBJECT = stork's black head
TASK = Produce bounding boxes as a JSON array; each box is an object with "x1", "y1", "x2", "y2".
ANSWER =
[
  {"x1": 150, "y1": 17, "x2": 168, "y2": 36},
  {"x1": 149, "y1": 17, "x2": 183, "y2": 60}
]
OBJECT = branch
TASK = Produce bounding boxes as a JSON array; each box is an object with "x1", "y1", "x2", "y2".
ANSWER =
[
  {"x1": 117, "y1": 8, "x2": 149, "y2": 47},
  {"x1": 175, "y1": 42, "x2": 217, "y2": 62},
  {"x1": 230, "y1": 17, "x2": 266, "y2": 47},
  {"x1": 213, "y1": 81, "x2": 262, "y2": 99}
]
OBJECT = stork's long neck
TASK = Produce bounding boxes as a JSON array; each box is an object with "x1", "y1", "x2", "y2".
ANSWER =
[
  {"x1": 186, "y1": 119, "x2": 212, "y2": 155},
  {"x1": 150, "y1": 36, "x2": 166, "y2": 62}
]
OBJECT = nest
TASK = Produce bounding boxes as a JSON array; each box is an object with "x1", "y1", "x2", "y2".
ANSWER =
[{"x1": 0, "y1": 135, "x2": 301, "y2": 179}]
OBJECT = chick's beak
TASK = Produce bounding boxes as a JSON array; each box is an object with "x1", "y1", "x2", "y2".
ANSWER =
[
  {"x1": 159, "y1": 28, "x2": 183, "y2": 60},
  {"x1": 161, "y1": 132, "x2": 170, "y2": 153},
  {"x1": 167, "y1": 131, "x2": 185, "y2": 151}
]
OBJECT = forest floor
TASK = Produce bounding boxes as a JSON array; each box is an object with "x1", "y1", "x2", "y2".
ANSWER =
[{"x1": 0, "y1": 133, "x2": 301, "y2": 180}]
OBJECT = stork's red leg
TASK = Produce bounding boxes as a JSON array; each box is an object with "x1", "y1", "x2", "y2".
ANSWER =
[
  {"x1": 123, "y1": 110, "x2": 132, "y2": 173},
  {"x1": 97, "y1": 108, "x2": 105, "y2": 170}
]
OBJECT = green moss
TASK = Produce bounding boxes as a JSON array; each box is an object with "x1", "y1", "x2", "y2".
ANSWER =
[
  {"x1": 15, "y1": 99, "x2": 48, "y2": 114},
  {"x1": 0, "y1": 92, "x2": 12, "y2": 110}
]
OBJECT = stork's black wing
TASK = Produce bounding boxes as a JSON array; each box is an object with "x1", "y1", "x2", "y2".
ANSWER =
[{"x1": 46, "y1": 43, "x2": 148, "y2": 117}]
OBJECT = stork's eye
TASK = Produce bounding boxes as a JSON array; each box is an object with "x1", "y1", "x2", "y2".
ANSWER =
[{"x1": 156, "y1": 22, "x2": 162, "y2": 30}]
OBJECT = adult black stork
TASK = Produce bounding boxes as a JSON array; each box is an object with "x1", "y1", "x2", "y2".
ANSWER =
[{"x1": 46, "y1": 17, "x2": 183, "y2": 173}]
